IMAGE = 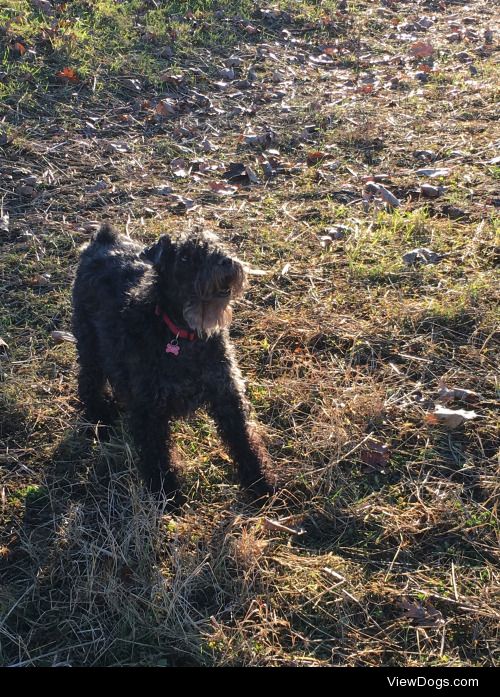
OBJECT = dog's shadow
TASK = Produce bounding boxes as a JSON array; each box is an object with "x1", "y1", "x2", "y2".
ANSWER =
[{"x1": 1, "y1": 418, "x2": 295, "y2": 666}]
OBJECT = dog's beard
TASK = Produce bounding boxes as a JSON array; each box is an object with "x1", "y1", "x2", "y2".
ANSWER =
[
  {"x1": 183, "y1": 298, "x2": 233, "y2": 337},
  {"x1": 183, "y1": 260, "x2": 245, "y2": 337}
]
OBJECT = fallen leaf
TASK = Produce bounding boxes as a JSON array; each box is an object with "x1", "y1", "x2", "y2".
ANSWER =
[
  {"x1": 437, "y1": 385, "x2": 483, "y2": 404},
  {"x1": 158, "y1": 72, "x2": 184, "y2": 86},
  {"x1": 425, "y1": 405, "x2": 478, "y2": 429},
  {"x1": 166, "y1": 194, "x2": 195, "y2": 211},
  {"x1": 420, "y1": 184, "x2": 442, "y2": 198},
  {"x1": 306, "y1": 151, "x2": 325, "y2": 166},
  {"x1": 360, "y1": 439, "x2": 391, "y2": 469},
  {"x1": 402, "y1": 248, "x2": 442, "y2": 265},
  {"x1": 410, "y1": 41, "x2": 434, "y2": 58},
  {"x1": 28, "y1": 274, "x2": 52, "y2": 287},
  {"x1": 51, "y1": 331, "x2": 76, "y2": 344},
  {"x1": 56, "y1": 67, "x2": 80, "y2": 83},
  {"x1": 0, "y1": 131, "x2": 12, "y2": 146},
  {"x1": 416, "y1": 168, "x2": 450, "y2": 177},
  {"x1": 401, "y1": 599, "x2": 444, "y2": 627},
  {"x1": 201, "y1": 138, "x2": 217, "y2": 152},
  {"x1": 323, "y1": 225, "x2": 352, "y2": 241},
  {"x1": 357, "y1": 84, "x2": 374, "y2": 94},
  {"x1": 219, "y1": 67, "x2": 235, "y2": 80},
  {"x1": 365, "y1": 182, "x2": 400, "y2": 208},
  {"x1": 155, "y1": 99, "x2": 178, "y2": 117},
  {"x1": 87, "y1": 180, "x2": 108, "y2": 193},
  {"x1": 104, "y1": 141, "x2": 131, "y2": 154},
  {"x1": 0, "y1": 337, "x2": 9, "y2": 351},
  {"x1": 12, "y1": 42, "x2": 26, "y2": 56},
  {"x1": 0, "y1": 212, "x2": 9, "y2": 232},
  {"x1": 242, "y1": 132, "x2": 272, "y2": 147},
  {"x1": 33, "y1": 0, "x2": 54, "y2": 15},
  {"x1": 209, "y1": 181, "x2": 238, "y2": 196},
  {"x1": 440, "y1": 204, "x2": 467, "y2": 220},
  {"x1": 414, "y1": 150, "x2": 435, "y2": 162},
  {"x1": 222, "y1": 162, "x2": 259, "y2": 185},
  {"x1": 170, "y1": 157, "x2": 190, "y2": 178}
]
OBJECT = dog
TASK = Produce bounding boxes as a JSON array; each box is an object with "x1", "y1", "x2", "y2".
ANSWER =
[{"x1": 72, "y1": 224, "x2": 274, "y2": 506}]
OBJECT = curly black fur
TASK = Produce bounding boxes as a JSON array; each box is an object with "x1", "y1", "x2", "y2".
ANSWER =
[{"x1": 72, "y1": 224, "x2": 273, "y2": 506}]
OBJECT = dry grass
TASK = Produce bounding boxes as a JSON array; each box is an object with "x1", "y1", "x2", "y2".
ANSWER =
[{"x1": 0, "y1": 0, "x2": 499, "y2": 666}]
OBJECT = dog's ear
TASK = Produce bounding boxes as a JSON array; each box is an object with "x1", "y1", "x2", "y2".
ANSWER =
[{"x1": 141, "y1": 235, "x2": 174, "y2": 268}]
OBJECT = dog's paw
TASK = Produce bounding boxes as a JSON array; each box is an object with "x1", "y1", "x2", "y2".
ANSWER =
[{"x1": 243, "y1": 475, "x2": 276, "y2": 504}]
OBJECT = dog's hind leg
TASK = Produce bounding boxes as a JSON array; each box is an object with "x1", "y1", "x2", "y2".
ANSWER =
[{"x1": 73, "y1": 316, "x2": 117, "y2": 425}]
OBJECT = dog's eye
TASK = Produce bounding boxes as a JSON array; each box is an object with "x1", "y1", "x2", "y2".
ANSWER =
[{"x1": 180, "y1": 255, "x2": 189, "y2": 263}]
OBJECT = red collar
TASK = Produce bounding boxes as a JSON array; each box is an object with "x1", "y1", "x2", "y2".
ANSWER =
[{"x1": 155, "y1": 305, "x2": 196, "y2": 341}]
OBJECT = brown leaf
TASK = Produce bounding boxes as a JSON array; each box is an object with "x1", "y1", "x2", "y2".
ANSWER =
[
  {"x1": 155, "y1": 99, "x2": 178, "y2": 117},
  {"x1": 13, "y1": 42, "x2": 26, "y2": 56},
  {"x1": 56, "y1": 67, "x2": 80, "y2": 83},
  {"x1": 209, "y1": 181, "x2": 238, "y2": 196},
  {"x1": 360, "y1": 439, "x2": 391, "y2": 469},
  {"x1": 401, "y1": 600, "x2": 444, "y2": 627},
  {"x1": 357, "y1": 84, "x2": 374, "y2": 94},
  {"x1": 28, "y1": 274, "x2": 52, "y2": 287},
  {"x1": 410, "y1": 41, "x2": 434, "y2": 58},
  {"x1": 243, "y1": 23, "x2": 259, "y2": 35},
  {"x1": 306, "y1": 151, "x2": 325, "y2": 166}
]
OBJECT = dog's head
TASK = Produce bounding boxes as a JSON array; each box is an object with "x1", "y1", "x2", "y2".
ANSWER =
[{"x1": 142, "y1": 230, "x2": 246, "y2": 337}]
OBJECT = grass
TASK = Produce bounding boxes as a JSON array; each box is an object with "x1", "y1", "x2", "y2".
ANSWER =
[{"x1": 0, "y1": 0, "x2": 499, "y2": 667}]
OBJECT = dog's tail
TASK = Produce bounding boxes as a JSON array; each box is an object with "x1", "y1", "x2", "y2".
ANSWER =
[{"x1": 94, "y1": 223, "x2": 119, "y2": 245}]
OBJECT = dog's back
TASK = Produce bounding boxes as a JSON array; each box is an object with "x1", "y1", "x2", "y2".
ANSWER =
[{"x1": 73, "y1": 224, "x2": 149, "y2": 316}]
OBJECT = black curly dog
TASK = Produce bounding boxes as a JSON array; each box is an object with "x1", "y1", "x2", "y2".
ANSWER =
[{"x1": 72, "y1": 224, "x2": 273, "y2": 506}]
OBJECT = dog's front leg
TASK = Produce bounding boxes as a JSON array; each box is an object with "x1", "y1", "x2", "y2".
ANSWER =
[
  {"x1": 209, "y1": 386, "x2": 273, "y2": 499},
  {"x1": 128, "y1": 405, "x2": 182, "y2": 505}
]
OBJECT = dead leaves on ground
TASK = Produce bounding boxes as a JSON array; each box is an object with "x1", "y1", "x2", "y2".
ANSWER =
[
  {"x1": 425, "y1": 406, "x2": 478, "y2": 429},
  {"x1": 400, "y1": 599, "x2": 445, "y2": 628}
]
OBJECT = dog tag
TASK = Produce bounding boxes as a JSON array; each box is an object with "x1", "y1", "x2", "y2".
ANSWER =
[{"x1": 166, "y1": 342, "x2": 180, "y2": 356}]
